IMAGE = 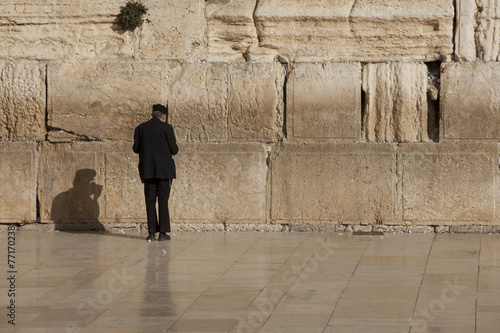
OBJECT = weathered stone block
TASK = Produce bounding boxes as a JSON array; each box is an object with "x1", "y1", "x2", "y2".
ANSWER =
[
  {"x1": 0, "y1": 1, "x2": 133, "y2": 61},
  {"x1": 102, "y1": 142, "x2": 144, "y2": 222},
  {"x1": 168, "y1": 63, "x2": 228, "y2": 143},
  {"x1": 270, "y1": 143, "x2": 397, "y2": 224},
  {"x1": 253, "y1": 0, "x2": 454, "y2": 63},
  {"x1": 38, "y1": 142, "x2": 145, "y2": 224},
  {"x1": 441, "y1": 62, "x2": 500, "y2": 140},
  {"x1": 455, "y1": 0, "x2": 500, "y2": 61},
  {"x1": 206, "y1": 0, "x2": 258, "y2": 62},
  {"x1": 228, "y1": 63, "x2": 285, "y2": 142},
  {"x1": 0, "y1": 62, "x2": 46, "y2": 141},
  {"x1": 455, "y1": 0, "x2": 478, "y2": 61},
  {"x1": 289, "y1": 223, "x2": 337, "y2": 232},
  {"x1": 435, "y1": 225, "x2": 451, "y2": 233},
  {"x1": 0, "y1": 142, "x2": 37, "y2": 223},
  {"x1": 450, "y1": 225, "x2": 486, "y2": 233},
  {"x1": 398, "y1": 143, "x2": 497, "y2": 225},
  {"x1": 205, "y1": 0, "x2": 278, "y2": 62},
  {"x1": 476, "y1": 0, "x2": 500, "y2": 61},
  {"x1": 362, "y1": 63, "x2": 430, "y2": 143},
  {"x1": 171, "y1": 143, "x2": 267, "y2": 224},
  {"x1": 170, "y1": 63, "x2": 284, "y2": 143},
  {"x1": 48, "y1": 62, "x2": 167, "y2": 141},
  {"x1": 0, "y1": 0, "x2": 205, "y2": 62},
  {"x1": 38, "y1": 142, "x2": 105, "y2": 223},
  {"x1": 139, "y1": 0, "x2": 206, "y2": 61},
  {"x1": 287, "y1": 63, "x2": 361, "y2": 142}
]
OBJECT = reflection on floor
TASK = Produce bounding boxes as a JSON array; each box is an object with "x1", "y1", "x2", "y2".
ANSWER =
[{"x1": 0, "y1": 230, "x2": 499, "y2": 332}]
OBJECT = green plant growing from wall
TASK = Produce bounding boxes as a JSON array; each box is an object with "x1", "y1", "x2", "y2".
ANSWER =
[{"x1": 116, "y1": 1, "x2": 148, "y2": 32}]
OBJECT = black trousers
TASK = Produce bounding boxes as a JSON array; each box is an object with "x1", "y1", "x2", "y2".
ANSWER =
[{"x1": 144, "y1": 178, "x2": 172, "y2": 233}]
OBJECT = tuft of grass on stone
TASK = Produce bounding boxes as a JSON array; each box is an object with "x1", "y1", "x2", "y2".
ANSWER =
[{"x1": 116, "y1": 1, "x2": 148, "y2": 32}]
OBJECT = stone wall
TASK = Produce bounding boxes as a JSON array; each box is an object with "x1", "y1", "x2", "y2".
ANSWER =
[{"x1": 1, "y1": 0, "x2": 500, "y2": 232}]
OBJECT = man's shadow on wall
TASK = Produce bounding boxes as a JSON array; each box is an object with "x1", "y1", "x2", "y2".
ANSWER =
[{"x1": 50, "y1": 169, "x2": 105, "y2": 231}]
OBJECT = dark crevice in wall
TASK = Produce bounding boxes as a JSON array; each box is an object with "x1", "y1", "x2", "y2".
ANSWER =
[
  {"x1": 36, "y1": 142, "x2": 41, "y2": 223},
  {"x1": 44, "y1": 62, "x2": 49, "y2": 142},
  {"x1": 426, "y1": 60, "x2": 441, "y2": 142},
  {"x1": 360, "y1": 63, "x2": 367, "y2": 136},
  {"x1": 36, "y1": 190, "x2": 41, "y2": 223},
  {"x1": 37, "y1": 63, "x2": 49, "y2": 224},
  {"x1": 281, "y1": 62, "x2": 288, "y2": 141},
  {"x1": 252, "y1": 0, "x2": 262, "y2": 46},
  {"x1": 226, "y1": 65, "x2": 230, "y2": 143},
  {"x1": 453, "y1": 0, "x2": 458, "y2": 61},
  {"x1": 360, "y1": 89, "x2": 366, "y2": 135},
  {"x1": 427, "y1": 97, "x2": 440, "y2": 142}
]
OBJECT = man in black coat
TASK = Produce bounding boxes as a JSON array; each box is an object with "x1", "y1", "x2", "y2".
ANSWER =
[{"x1": 133, "y1": 104, "x2": 179, "y2": 241}]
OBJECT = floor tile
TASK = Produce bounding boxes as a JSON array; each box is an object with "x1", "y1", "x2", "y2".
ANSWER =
[{"x1": 1, "y1": 231, "x2": 499, "y2": 332}]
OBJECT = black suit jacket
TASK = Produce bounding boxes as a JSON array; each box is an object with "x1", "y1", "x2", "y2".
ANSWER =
[{"x1": 133, "y1": 117, "x2": 179, "y2": 183}]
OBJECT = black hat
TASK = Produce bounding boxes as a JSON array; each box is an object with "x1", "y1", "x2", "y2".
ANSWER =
[{"x1": 152, "y1": 104, "x2": 168, "y2": 115}]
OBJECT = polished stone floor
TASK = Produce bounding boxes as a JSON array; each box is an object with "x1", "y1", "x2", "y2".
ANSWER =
[{"x1": 0, "y1": 230, "x2": 499, "y2": 333}]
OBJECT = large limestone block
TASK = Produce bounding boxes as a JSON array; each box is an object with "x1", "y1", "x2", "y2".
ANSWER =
[
  {"x1": 171, "y1": 143, "x2": 267, "y2": 224},
  {"x1": 48, "y1": 62, "x2": 167, "y2": 141},
  {"x1": 38, "y1": 142, "x2": 105, "y2": 223},
  {"x1": 287, "y1": 63, "x2": 361, "y2": 142},
  {"x1": 362, "y1": 63, "x2": 430, "y2": 143},
  {"x1": 253, "y1": 0, "x2": 454, "y2": 62},
  {"x1": 169, "y1": 63, "x2": 284, "y2": 143},
  {"x1": 206, "y1": 0, "x2": 259, "y2": 62},
  {"x1": 476, "y1": 0, "x2": 500, "y2": 61},
  {"x1": 0, "y1": 142, "x2": 37, "y2": 223},
  {"x1": 168, "y1": 63, "x2": 229, "y2": 142},
  {"x1": 399, "y1": 143, "x2": 497, "y2": 224},
  {"x1": 138, "y1": 0, "x2": 206, "y2": 61},
  {"x1": 0, "y1": 0, "x2": 205, "y2": 62},
  {"x1": 0, "y1": 1, "x2": 119, "y2": 22},
  {"x1": 441, "y1": 62, "x2": 500, "y2": 140},
  {"x1": 0, "y1": 62, "x2": 46, "y2": 141},
  {"x1": 270, "y1": 143, "x2": 397, "y2": 224},
  {"x1": 38, "y1": 142, "x2": 145, "y2": 224},
  {"x1": 0, "y1": 25, "x2": 136, "y2": 61},
  {"x1": 228, "y1": 63, "x2": 285, "y2": 142},
  {"x1": 102, "y1": 142, "x2": 143, "y2": 222},
  {"x1": 205, "y1": 0, "x2": 277, "y2": 62},
  {"x1": 455, "y1": 0, "x2": 500, "y2": 61},
  {"x1": 455, "y1": 0, "x2": 479, "y2": 61},
  {"x1": 0, "y1": 1, "x2": 135, "y2": 61}
]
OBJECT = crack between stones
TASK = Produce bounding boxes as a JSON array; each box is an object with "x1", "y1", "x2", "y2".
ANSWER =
[
  {"x1": 225, "y1": 65, "x2": 230, "y2": 142},
  {"x1": 35, "y1": 142, "x2": 41, "y2": 224},
  {"x1": 36, "y1": 62, "x2": 50, "y2": 224},
  {"x1": 47, "y1": 126, "x2": 101, "y2": 142},
  {"x1": 252, "y1": 0, "x2": 261, "y2": 45},
  {"x1": 349, "y1": 0, "x2": 359, "y2": 17},
  {"x1": 453, "y1": 0, "x2": 460, "y2": 61},
  {"x1": 44, "y1": 63, "x2": 49, "y2": 142},
  {"x1": 348, "y1": 0, "x2": 360, "y2": 33},
  {"x1": 282, "y1": 63, "x2": 288, "y2": 141}
]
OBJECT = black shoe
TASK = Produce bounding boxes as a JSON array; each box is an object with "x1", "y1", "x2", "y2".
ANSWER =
[
  {"x1": 146, "y1": 233, "x2": 155, "y2": 241},
  {"x1": 158, "y1": 232, "x2": 170, "y2": 241}
]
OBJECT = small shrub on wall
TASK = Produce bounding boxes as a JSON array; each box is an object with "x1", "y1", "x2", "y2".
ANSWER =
[{"x1": 116, "y1": 1, "x2": 148, "y2": 32}]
